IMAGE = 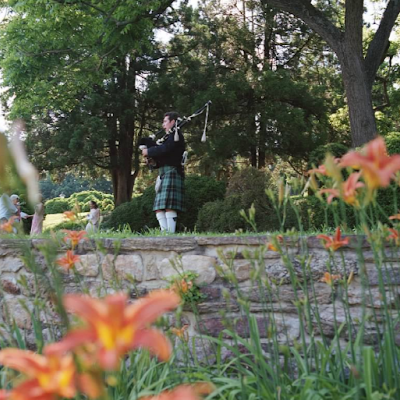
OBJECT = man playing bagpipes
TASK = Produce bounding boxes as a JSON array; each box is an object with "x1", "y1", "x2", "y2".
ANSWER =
[
  {"x1": 141, "y1": 111, "x2": 185, "y2": 233},
  {"x1": 140, "y1": 101, "x2": 211, "y2": 233}
]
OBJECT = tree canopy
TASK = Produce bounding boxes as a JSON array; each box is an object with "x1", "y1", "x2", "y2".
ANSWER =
[{"x1": 0, "y1": 0, "x2": 400, "y2": 205}]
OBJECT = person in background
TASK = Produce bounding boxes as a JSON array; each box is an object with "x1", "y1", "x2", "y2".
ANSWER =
[
  {"x1": 141, "y1": 111, "x2": 185, "y2": 233},
  {"x1": 85, "y1": 200, "x2": 101, "y2": 233},
  {"x1": 0, "y1": 192, "x2": 18, "y2": 221},
  {"x1": 30, "y1": 194, "x2": 45, "y2": 235},
  {"x1": 10, "y1": 194, "x2": 31, "y2": 222}
]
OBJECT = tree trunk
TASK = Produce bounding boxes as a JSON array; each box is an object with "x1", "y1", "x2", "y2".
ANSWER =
[
  {"x1": 340, "y1": 50, "x2": 377, "y2": 147},
  {"x1": 260, "y1": 0, "x2": 400, "y2": 147}
]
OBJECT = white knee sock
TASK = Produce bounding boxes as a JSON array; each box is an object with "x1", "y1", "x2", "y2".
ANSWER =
[
  {"x1": 165, "y1": 211, "x2": 177, "y2": 233},
  {"x1": 156, "y1": 211, "x2": 168, "y2": 231}
]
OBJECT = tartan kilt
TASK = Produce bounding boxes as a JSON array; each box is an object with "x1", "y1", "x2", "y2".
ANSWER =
[{"x1": 153, "y1": 166, "x2": 185, "y2": 212}]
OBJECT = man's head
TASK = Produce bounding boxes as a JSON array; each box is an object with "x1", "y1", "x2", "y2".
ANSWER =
[
  {"x1": 10, "y1": 194, "x2": 19, "y2": 205},
  {"x1": 163, "y1": 112, "x2": 179, "y2": 132}
]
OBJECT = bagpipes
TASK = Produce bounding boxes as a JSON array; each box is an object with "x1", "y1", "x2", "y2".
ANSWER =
[{"x1": 139, "y1": 100, "x2": 211, "y2": 170}]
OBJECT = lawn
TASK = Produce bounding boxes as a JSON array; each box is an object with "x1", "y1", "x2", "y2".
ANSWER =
[{"x1": 43, "y1": 213, "x2": 87, "y2": 230}]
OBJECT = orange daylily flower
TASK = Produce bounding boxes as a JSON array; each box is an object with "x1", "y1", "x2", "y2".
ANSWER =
[
  {"x1": 140, "y1": 383, "x2": 214, "y2": 400},
  {"x1": 171, "y1": 279, "x2": 193, "y2": 296},
  {"x1": 0, "y1": 217, "x2": 16, "y2": 233},
  {"x1": 387, "y1": 228, "x2": 400, "y2": 245},
  {"x1": 63, "y1": 230, "x2": 88, "y2": 249},
  {"x1": 0, "y1": 348, "x2": 77, "y2": 400},
  {"x1": 319, "y1": 172, "x2": 364, "y2": 206},
  {"x1": 267, "y1": 234, "x2": 283, "y2": 252},
  {"x1": 320, "y1": 272, "x2": 341, "y2": 286},
  {"x1": 340, "y1": 136, "x2": 400, "y2": 191},
  {"x1": 63, "y1": 211, "x2": 77, "y2": 221},
  {"x1": 317, "y1": 227, "x2": 350, "y2": 251},
  {"x1": 171, "y1": 324, "x2": 189, "y2": 340},
  {"x1": 308, "y1": 164, "x2": 328, "y2": 176},
  {"x1": 389, "y1": 213, "x2": 400, "y2": 221},
  {"x1": 308, "y1": 157, "x2": 341, "y2": 177},
  {"x1": 45, "y1": 290, "x2": 181, "y2": 371},
  {"x1": 57, "y1": 250, "x2": 80, "y2": 270}
]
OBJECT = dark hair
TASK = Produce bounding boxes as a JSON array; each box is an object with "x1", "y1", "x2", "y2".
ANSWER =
[
  {"x1": 164, "y1": 111, "x2": 179, "y2": 122},
  {"x1": 90, "y1": 200, "x2": 98, "y2": 209}
]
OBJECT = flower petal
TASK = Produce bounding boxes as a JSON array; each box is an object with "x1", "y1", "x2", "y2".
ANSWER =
[
  {"x1": 133, "y1": 329, "x2": 172, "y2": 362},
  {"x1": 125, "y1": 290, "x2": 181, "y2": 328},
  {"x1": 0, "y1": 349, "x2": 47, "y2": 375}
]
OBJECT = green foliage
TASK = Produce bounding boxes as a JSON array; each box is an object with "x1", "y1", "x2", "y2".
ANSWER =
[
  {"x1": 39, "y1": 173, "x2": 113, "y2": 199},
  {"x1": 385, "y1": 132, "x2": 400, "y2": 155},
  {"x1": 179, "y1": 175, "x2": 226, "y2": 230},
  {"x1": 196, "y1": 196, "x2": 247, "y2": 233},
  {"x1": 167, "y1": 271, "x2": 205, "y2": 304},
  {"x1": 102, "y1": 196, "x2": 152, "y2": 233},
  {"x1": 104, "y1": 175, "x2": 225, "y2": 232},
  {"x1": 45, "y1": 220, "x2": 83, "y2": 232},
  {"x1": 148, "y1": 0, "x2": 331, "y2": 173},
  {"x1": 68, "y1": 190, "x2": 114, "y2": 212},
  {"x1": 44, "y1": 198, "x2": 70, "y2": 214},
  {"x1": 196, "y1": 167, "x2": 278, "y2": 232},
  {"x1": 44, "y1": 190, "x2": 113, "y2": 214},
  {"x1": 308, "y1": 142, "x2": 349, "y2": 168},
  {"x1": 0, "y1": 0, "x2": 175, "y2": 205}
]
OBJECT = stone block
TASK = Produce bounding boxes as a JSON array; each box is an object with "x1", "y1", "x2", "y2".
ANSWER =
[
  {"x1": 159, "y1": 255, "x2": 217, "y2": 285},
  {"x1": 0, "y1": 239, "x2": 31, "y2": 256},
  {"x1": 196, "y1": 314, "x2": 269, "y2": 338},
  {"x1": 265, "y1": 251, "x2": 358, "y2": 283},
  {"x1": 196, "y1": 236, "x2": 268, "y2": 246},
  {"x1": 102, "y1": 254, "x2": 144, "y2": 282},
  {"x1": 140, "y1": 251, "x2": 178, "y2": 281},
  {"x1": 365, "y1": 264, "x2": 400, "y2": 286},
  {"x1": 0, "y1": 256, "x2": 25, "y2": 273},
  {"x1": 105, "y1": 237, "x2": 197, "y2": 252},
  {"x1": 1, "y1": 278, "x2": 21, "y2": 295},
  {"x1": 74, "y1": 254, "x2": 100, "y2": 277},
  {"x1": 2, "y1": 297, "x2": 32, "y2": 329}
]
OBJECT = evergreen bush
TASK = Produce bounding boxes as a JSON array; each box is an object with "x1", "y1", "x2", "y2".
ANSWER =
[
  {"x1": 196, "y1": 196, "x2": 245, "y2": 232},
  {"x1": 45, "y1": 198, "x2": 70, "y2": 214},
  {"x1": 68, "y1": 190, "x2": 114, "y2": 212},
  {"x1": 308, "y1": 142, "x2": 349, "y2": 168},
  {"x1": 385, "y1": 132, "x2": 400, "y2": 155},
  {"x1": 104, "y1": 175, "x2": 226, "y2": 232},
  {"x1": 196, "y1": 168, "x2": 278, "y2": 232},
  {"x1": 179, "y1": 175, "x2": 226, "y2": 230}
]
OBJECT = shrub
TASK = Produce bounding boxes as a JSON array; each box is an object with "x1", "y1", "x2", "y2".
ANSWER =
[
  {"x1": 385, "y1": 132, "x2": 400, "y2": 155},
  {"x1": 308, "y1": 142, "x2": 349, "y2": 168},
  {"x1": 196, "y1": 168, "x2": 279, "y2": 233},
  {"x1": 180, "y1": 175, "x2": 226, "y2": 230},
  {"x1": 196, "y1": 197, "x2": 245, "y2": 233},
  {"x1": 104, "y1": 175, "x2": 226, "y2": 232},
  {"x1": 101, "y1": 197, "x2": 152, "y2": 232},
  {"x1": 68, "y1": 190, "x2": 114, "y2": 212},
  {"x1": 45, "y1": 198, "x2": 70, "y2": 214}
]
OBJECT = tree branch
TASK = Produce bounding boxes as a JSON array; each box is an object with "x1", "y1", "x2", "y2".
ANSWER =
[
  {"x1": 365, "y1": 0, "x2": 400, "y2": 84},
  {"x1": 259, "y1": 0, "x2": 343, "y2": 53}
]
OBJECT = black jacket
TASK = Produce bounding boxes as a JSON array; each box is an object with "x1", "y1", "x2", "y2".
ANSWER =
[{"x1": 147, "y1": 129, "x2": 185, "y2": 169}]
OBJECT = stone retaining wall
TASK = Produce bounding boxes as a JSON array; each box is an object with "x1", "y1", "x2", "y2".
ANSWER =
[{"x1": 0, "y1": 235, "x2": 398, "y2": 358}]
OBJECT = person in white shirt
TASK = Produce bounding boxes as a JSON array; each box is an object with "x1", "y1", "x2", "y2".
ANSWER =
[
  {"x1": 85, "y1": 200, "x2": 101, "y2": 232},
  {"x1": 0, "y1": 193, "x2": 18, "y2": 221}
]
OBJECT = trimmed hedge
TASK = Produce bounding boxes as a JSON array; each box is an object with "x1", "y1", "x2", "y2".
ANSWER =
[
  {"x1": 44, "y1": 198, "x2": 71, "y2": 214},
  {"x1": 45, "y1": 190, "x2": 114, "y2": 214}
]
